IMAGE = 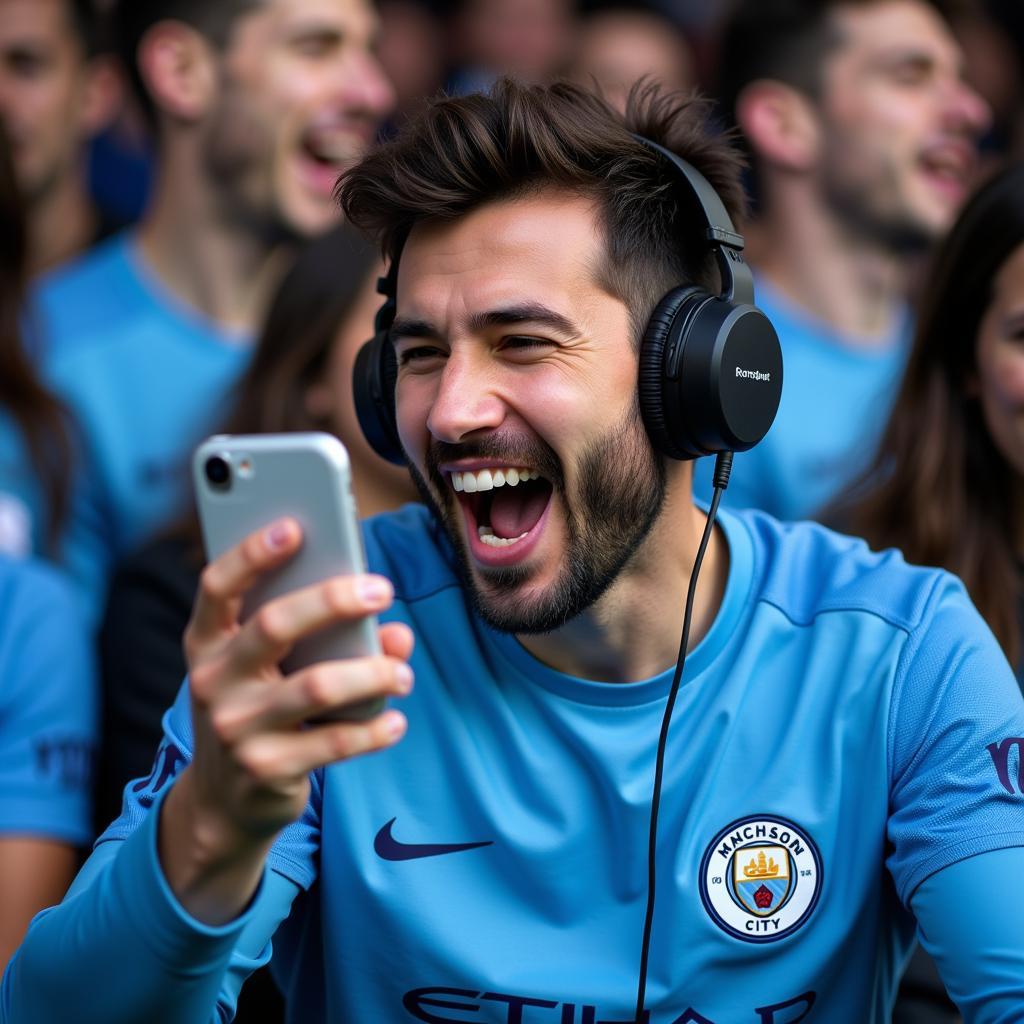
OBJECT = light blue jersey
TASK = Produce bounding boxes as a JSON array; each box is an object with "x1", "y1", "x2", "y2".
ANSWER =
[
  {"x1": 0, "y1": 409, "x2": 45, "y2": 558},
  {"x1": 0, "y1": 556, "x2": 96, "y2": 845},
  {"x1": 6, "y1": 505, "x2": 1024, "y2": 1023},
  {"x1": 694, "y1": 278, "x2": 910, "y2": 521},
  {"x1": 34, "y1": 233, "x2": 252, "y2": 619}
]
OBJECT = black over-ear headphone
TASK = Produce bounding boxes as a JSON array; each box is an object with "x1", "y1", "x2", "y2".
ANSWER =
[{"x1": 352, "y1": 135, "x2": 783, "y2": 465}]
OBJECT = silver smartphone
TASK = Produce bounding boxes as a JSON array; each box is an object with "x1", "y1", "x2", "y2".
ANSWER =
[{"x1": 193, "y1": 432, "x2": 383, "y2": 722}]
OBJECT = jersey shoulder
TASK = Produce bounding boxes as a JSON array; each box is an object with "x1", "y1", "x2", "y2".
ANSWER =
[
  {"x1": 362, "y1": 503, "x2": 461, "y2": 605},
  {"x1": 740, "y1": 508, "x2": 956, "y2": 636}
]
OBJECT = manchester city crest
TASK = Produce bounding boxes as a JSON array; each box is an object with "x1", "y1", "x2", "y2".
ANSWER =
[{"x1": 699, "y1": 815, "x2": 822, "y2": 943}]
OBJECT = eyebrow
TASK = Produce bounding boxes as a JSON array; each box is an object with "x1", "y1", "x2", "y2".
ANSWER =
[{"x1": 390, "y1": 303, "x2": 577, "y2": 344}]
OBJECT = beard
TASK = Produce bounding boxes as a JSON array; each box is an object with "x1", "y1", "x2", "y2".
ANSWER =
[{"x1": 407, "y1": 400, "x2": 668, "y2": 634}]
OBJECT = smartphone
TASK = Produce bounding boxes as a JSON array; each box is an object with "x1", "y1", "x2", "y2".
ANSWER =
[{"x1": 193, "y1": 432, "x2": 383, "y2": 722}]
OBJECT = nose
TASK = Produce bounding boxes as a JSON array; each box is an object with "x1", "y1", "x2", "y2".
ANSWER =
[
  {"x1": 945, "y1": 76, "x2": 992, "y2": 138},
  {"x1": 336, "y1": 49, "x2": 396, "y2": 123},
  {"x1": 425, "y1": 348, "x2": 507, "y2": 445}
]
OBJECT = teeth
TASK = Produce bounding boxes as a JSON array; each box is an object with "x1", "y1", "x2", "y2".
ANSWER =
[
  {"x1": 477, "y1": 525, "x2": 529, "y2": 547},
  {"x1": 450, "y1": 466, "x2": 538, "y2": 492}
]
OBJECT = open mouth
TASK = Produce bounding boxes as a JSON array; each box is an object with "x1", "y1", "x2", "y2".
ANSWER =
[{"x1": 450, "y1": 466, "x2": 554, "y2": 552}]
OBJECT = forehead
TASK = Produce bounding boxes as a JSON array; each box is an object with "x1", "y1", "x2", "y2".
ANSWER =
[
  {"x1": 0, "y1": 0, "x2": 77, "y2": 47},
  {"x1": 829, "y1": 0, "x2": 960, "y2": 69},
  {"x1": 234, "y1": 0, "x2": 377, "y2": 41},
  {"x1": 397, "y1": 190, "x2": 608, "y2": 318}
]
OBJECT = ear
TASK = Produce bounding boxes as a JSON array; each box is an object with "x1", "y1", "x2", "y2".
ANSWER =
[
  {"x1": 79, "y1": 55, "x2": 124, "y2": 139},
  {"x1": 735, "y1": 80, "x2": 821, "y2": 173},
  {"x1": 136, "y1": 20, "x2": 219, "y2": 124}
]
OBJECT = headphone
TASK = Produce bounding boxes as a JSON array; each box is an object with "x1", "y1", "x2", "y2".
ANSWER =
[{"x1": 352, "y1": 135, "x2": 783, "y2": 465}]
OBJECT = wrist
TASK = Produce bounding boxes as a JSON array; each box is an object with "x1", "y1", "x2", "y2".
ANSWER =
[{"x1": 158, "y1": 769, "x2": 275, "y2": 926}]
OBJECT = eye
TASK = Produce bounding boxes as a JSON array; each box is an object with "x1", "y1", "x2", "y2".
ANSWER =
[
  {"x1": 397, "y1": 345, "x2": 446, "y2": 370},
  {"x1": 500, "y1": 335, "x2": 555, "y2": 359}
]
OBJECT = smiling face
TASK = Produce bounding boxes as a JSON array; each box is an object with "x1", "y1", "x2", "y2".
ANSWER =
[
  {"x1": 975, "y1": 241, "x2": 1024, "y2": 484},
  {"x1": 202, "y1": 0, "x2": 394, "y2": 236},
  {"x1": 392, "y1": 190, "x2": 668, "y2": 633},
  {"x1": 815, "y1": 0, "x2": 990, "y2": 249}
]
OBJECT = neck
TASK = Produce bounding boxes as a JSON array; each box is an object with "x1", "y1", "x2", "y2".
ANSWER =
[
  {"x1": 27, "y1": 166, "x2": 99, "y2": 277},
  {"x1": 518, "y1": 471, "x2": 729, "y2": 682},
  {"x1": 748, "y1": 188, "x2": 910, "y2": 344},
  {"x1": 137, "y1": 148, "x2": 294, "y2": 335}
]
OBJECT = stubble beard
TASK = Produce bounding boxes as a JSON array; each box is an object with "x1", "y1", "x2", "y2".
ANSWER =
[{"x1": 407, "y1": 401, "x2": 668, "y2": 635}]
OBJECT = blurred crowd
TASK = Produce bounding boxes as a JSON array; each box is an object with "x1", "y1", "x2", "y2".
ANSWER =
[{"x1": 2, "y1": 0, "x2": 1023, "y2": 1021}]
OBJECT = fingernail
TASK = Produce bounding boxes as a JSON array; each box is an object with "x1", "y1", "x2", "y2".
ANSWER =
[
  {"x1": 265, "y1": 521, "x2": 293, "y2": 549},
  {"x1": 395, "y1": 664, "x2": 413, "y2": 693},
  {"x1": 385, "y1": 711, "x2": 407, "y2": 739},
  {"x1": 358, "y1": 577, "x2": 392, "y2": 606}
]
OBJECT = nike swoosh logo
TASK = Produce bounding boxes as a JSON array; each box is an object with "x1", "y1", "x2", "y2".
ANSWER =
[{"x1": 374, "y1": 817, "x2": 493, "y2": 861}]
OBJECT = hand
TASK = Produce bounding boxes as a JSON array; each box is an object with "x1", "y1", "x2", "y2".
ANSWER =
[{"x1": 161, "y1": 518, "x2": 413, "y2": 921}]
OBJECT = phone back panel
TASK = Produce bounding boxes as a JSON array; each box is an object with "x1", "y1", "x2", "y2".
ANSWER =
[{"x1": 193, "y1": 433, "x2": 381, "y2": 685}]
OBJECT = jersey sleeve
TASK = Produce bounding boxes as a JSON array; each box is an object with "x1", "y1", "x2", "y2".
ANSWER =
[
  {"x1": 1, "y1": 787, "x2": 301, "y2": 1024},
  {"x1": 98, "y1": 678, "x2": 323, "y2": 892},
  {"x1": 0, "y1": 560, "x2": 97, "y2": 844},
  {"x1": 886, "y1": 574, "x2": 1024, "y2": 905},
  {"x1": 910, "y1": 847, "x2": 1024, "y2": 1022}
]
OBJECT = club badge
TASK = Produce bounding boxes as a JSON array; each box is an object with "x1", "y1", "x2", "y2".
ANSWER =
[{"x1": 699, "y1": 814, "x2": 822, "y2": 943}]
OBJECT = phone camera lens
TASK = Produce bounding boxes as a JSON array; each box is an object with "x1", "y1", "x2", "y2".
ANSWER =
[{"x1": 205, "y1": 456, "x2": 231, "y2": 489}]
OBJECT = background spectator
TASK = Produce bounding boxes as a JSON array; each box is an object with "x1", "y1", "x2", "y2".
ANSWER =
[
  {"x1": 565, "y1": 2, "x2": 695, "y2": 113},
  {"x1": 693, "y1": 0, "x2": 990, "y2": 521},
  {"x1": 838, "y1": 161, "x2": 1024, "y2": 685},
  {"x1": 0, "y1": 122, "x2": 73, "y2": 560},
  {"x1": 35, "y1": 0, "x2": 394, "y2": 623},
  {"x1": 0, "y1": 0, "x2": 121, "y2": 277}
]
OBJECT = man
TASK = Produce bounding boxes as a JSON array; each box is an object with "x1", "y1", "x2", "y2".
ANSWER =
[
  {"x1": 693, "y1": 0, "x2": 990, "y2": 520},
  {"x1": 5, "y1": 81, "x2": 1024, "y2": 1022},
  {"x1": 35, "y1": 0, "x2": 393, "y2": 619},
  {"x1": 0, "y1": 0, "x2": 121, "y2": 277}
]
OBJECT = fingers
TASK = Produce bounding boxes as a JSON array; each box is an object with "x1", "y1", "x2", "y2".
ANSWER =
[
  {"x1": 186, "y1": 519, "x2": 302, "y2": 665},
  {"x1": 209, "y1": 654, "x2": 414, "y2": 743},
  {"x1": 232, "y1": 710, "x2": 408, "y2": 784},
  {"x1": 227, "y1": 573, "x2": 395, "y2": 676}
]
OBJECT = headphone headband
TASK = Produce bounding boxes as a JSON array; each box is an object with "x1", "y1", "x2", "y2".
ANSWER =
[{"x1": 630, "y1": 135, "x2": 754, "y2": 307}]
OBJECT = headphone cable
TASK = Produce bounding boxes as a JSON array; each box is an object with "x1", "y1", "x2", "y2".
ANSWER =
[{"x1": 633, "y1": 451, "x2": 733, "y2": 1023}]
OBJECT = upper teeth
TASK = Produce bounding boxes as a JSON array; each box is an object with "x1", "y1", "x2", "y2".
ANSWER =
[{"x1": 451, "y1": 467, "x2": 539, "y2": 493}]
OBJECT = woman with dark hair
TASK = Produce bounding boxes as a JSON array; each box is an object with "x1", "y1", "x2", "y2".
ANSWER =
[
  {"x1": 96, "y1": 222, "x2": 420, "y2": 828},
  {"x1": 0, "y1": 123, "x2": 73, "y2": 557},
  {"x1": 839, "y1": 162, "x2": 1024, "y2": 683},
  {"x1": 0, "y1": 122, "x2": 96, "y2": 972}
]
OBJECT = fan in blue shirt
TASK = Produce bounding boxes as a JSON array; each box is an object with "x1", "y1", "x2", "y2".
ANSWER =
[{"x1": 5, "y1": 80, "x2": 1022, "y2": 1024}]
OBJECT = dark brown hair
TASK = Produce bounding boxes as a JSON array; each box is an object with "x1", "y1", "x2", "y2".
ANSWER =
[
  {"x1": 835, "y1": 162, "x2": 1024, "y2": 666},
  {"x1": 337, "y1": 78, "x2": 746, "y2": 345},
  {"x1": 174, "y1": 222, "x2": 379, "y2": 555},
  {"x1": 0, "y1": 125, "x2": 73, "y2": 553},
  {"x1": 219, "y1": 223, "x2": 378, "y2": 437}
]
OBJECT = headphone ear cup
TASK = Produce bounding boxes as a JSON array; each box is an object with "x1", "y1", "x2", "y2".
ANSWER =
[
  {"x1": 639, "y1": 286, "x2": 707, "y2": 459},
  {"x1": 353, "y1": 330, "x2": 405, "y2": 465}
]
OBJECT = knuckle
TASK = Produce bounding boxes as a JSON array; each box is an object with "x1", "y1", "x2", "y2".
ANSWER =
[
  {"x1": 320, "y1": 577, "x2": 351, "y2": 616},
  {"x1": 199, "y1": 564, "x2": 228, "y2": 602},
  {"x1": 325, "y1": 723, "x2": 363, "y2": 760},
  {"x1": 302, "y1": 666, "x2": 337, "y2": 708},
  {"x1": 208, "y1": 706, "x2": 240, "y2": 745},
  {"x1": 253, "y1": 605, "x2": 287, "y2": 646},
  {"x1": 189, "y1": 660, "x2": 219, "y2": 706},
  {"x1": 236, "y1": 743, "x2": 277, "y2": 784}
]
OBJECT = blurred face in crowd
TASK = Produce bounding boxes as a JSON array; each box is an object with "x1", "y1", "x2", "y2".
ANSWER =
[
  {"x1": 0, "y1": 0, "x2": 111, "y2": 205},
  {"x1": 393, "y1": 191, "x2": 667, "y2": 634},
  {"x1": 568, "y1": 10, "x2": 694, "y2": 114},
  {"x1": 815, "y1": 0, "x2": 990, "y2": 250},
  {"x1": 201, "y1": 0, "x2": 394, "y2": 236},
  {"x1": 975, "y1": 242, "x2": 1024, "y2": 481}
]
